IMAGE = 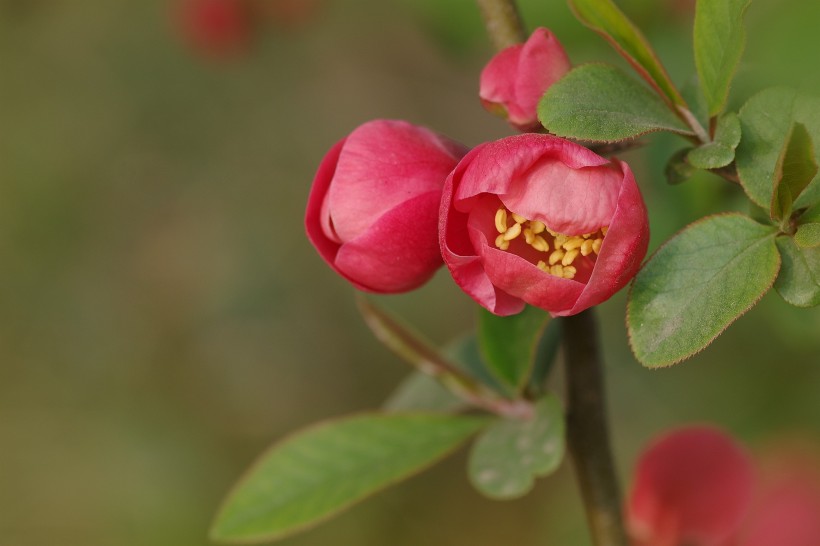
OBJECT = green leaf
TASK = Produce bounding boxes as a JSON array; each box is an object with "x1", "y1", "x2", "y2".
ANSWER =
[
  {"x1": 568, "y1": 0, "x2": 685, "y2": 107},
  {"x1": 211, "y1": 413, "x2": 487, "y2": 543},
  {"x1": 774, "y1": 236, "x2": 820, "y2": 307},
  {"x1": 736, "y1": 88, "x2": 820, "y2": 209},
  {"x1": 687, "y1": 112, "x2": 742, "y2": 169},
  {"x1": 694, "y1": 0, "x2": 751, "y2": 116},
  {"x1": 527, "y1": 319, "x2": 563, "y2": 396},
  {"x1": 795, "y1": 223, "x2": 820, "y2": 249},
  {"x1": 538, "y1": 64, "x2": 693, "y2": 143},
  {"x1": 771, "y1": 123, "x2": 819, "y2": 222},
  {"x1": 468, "y1": 396, "x2": 565, "y2": 499},
  {"x1": 627, "y1": 214, "x2": 780, "y2": 367},
  {"x1": 478, "y1": 305, "x2": 549, "y2": 392}
]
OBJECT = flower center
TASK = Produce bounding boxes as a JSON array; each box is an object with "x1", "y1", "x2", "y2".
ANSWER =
[{"x1": 493, "y1": 205, "x2": 608, "y2": 280}]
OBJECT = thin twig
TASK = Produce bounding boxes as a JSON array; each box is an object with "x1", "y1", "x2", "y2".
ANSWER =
[{"x1": 475, "y1": 0, "x2": 527, "y2": 50}]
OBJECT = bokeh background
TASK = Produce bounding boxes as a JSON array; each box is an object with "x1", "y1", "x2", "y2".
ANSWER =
[{"x1": 1, "y1": 0, "x2": 819, "y2": 545}]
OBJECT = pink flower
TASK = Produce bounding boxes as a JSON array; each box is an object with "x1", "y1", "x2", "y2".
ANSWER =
[
  {"x1": 178, "y1": 0, "x2": 250, "y2": 58},
  {"x1": 306, "y1": 120, "x2": 468, "y2": 293},
  {"x1": 479, "y1": 27, "x2": 571, "y2": 131},
  {"x1": 439, "y1": 133, "x2": 649, "y2": 317},
  {"x1": 626, "y1": 427, "x2": 754, "y2": 546},
  {"x1": 626, "y1": 427, "x2": 820, "y2": 546}
]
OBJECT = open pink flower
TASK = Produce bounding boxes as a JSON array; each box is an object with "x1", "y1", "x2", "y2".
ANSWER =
[
  {"x1": 439, "y1": 133, "x2": 648, "y2": 316},
  {"x1": 479, "y1": 27, "x2": 571, "y2": 131},
  {"x1": 626, "y1": 427, "x2": 754, "y2": 546},
  {"x1": 306, "y1": 120, "x2": 467, "y2": 293},
  {"x1": 626, "y1": 427, "x2": 820, "y2": 546}
]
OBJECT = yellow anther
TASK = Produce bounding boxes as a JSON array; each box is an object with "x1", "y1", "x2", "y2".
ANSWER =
[
  {"x1": 523, "y1": 228, "x2": 535, "y2": 244},
  {"x1": 503, "y1": 223, "x2": 522, "y2": 241},
  {"x1": 495, "y1": 234, "x2": 510, "y2": 250},
  {"x1": 531, "y1": 221, "x2": 546, "y2": 234},
  {"x1": 546, "y1": 227, "x2": 557, "y2": 236},
  {"x1": 550, "y1": 264, "x2": 564, "y2": 277},
  {"x1": 581, "y1": 239, "x2": 594, "y2": 256},
  {"x1": 554, "y1": 234, "x2": 568, "y2": 250},
  {"x1": 601, "y1": 226, "x2": 609, "y2": 236},
  {"x1": 531, "y1": 236, "x2": 549, "y2": 252},
  {"x1": 563, "y1": 265, "x2": 577, "y2": 279},
  {"x1": 592, "y1": 238, "x2": 603, "y2": 254},
  {"x1": 511, "y1": 212, "x2": 526, "y2": 224},
  {"x1": 494, "y1": 208, "x2": 508, "y2": 234},
  {"x1": 548, "y1": 249, "x2": 565, "y2": 265},
  {"x1": 563, "y1": 237, "x2": 584, "y2": 251},
  {"x1": 537, "y1": 260, "x2": 549, "y2": 272},
  {"x1": 582, "y1": 232, "x2": 594, "y2": 239},
  {"x1": 562, "y1": 248, "x2": 579, "y2": 266}
]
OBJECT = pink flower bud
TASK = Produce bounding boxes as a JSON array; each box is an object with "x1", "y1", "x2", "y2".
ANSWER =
[
  {"x1": 178, "y1": 0, "x2": 250, "y2": 58},
  {"x1": 439, "y1": 134, "x2": 648, "y2": 317},
  {"x1": 306, "y1": 120, "x2": 468, "y2": 293},
  {"x1": 626, "y1": 427, "x2": 755, "y2": 546},
  {"x1": 479, "y1": 28, "x2": 571, "y2": 131}
]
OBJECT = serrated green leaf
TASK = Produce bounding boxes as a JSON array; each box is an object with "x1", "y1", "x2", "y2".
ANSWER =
[
  {"x1": 736, "y1": 88, "x2": 820, "y2": 209},
  {"x1": 468, "y1": 396, "x2": 565, "y2": 500},
  {"x1": 211, "y1": 413, "x2": 487, "y2": 543},
  {"x1": 666, "y1": 148, "x2": 697, "y2": 185},
  {"x1": 568, "y1": 0, "x2": 684, "y2": 107},
  {"x1": 687, "y1": 112, "x2": 742, "y2": 169},
  {"x1": 774, "y1": 236, "x2": 820, "y2": 307},
  {"x1": 771, "y1": 123, "x2": 819, "y2": 222},
  {"x1": 538, "y1": 64, "x2": 693, "y2": 142},
  {"x1": 628, "y1": 214, "x2": 780, "y2": 367},
  {"x1": 694, "y1": 0, "x2": 751, "y2": 116},
  {"x1": 478, "y1": 305, "x2": 549, "y2": 392},
  {"x1": 795, "y1": 223, "x2": 820, "y2": 249}
]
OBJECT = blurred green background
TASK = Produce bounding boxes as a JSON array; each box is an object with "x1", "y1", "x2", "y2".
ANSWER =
[{"x1": 1, "y1": 0, "x2": 819, "y2": 545}]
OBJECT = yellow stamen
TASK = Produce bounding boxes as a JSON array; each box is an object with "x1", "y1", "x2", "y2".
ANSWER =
[
  {"x1": 537, "y1": 260, "x2": 549, "y2": 272},
  {"x1": 503, "y1": 223, "x2": 522, "y2": 241},
  {"x1": 554, "y1": 234, "x2": 568, "y2": 250},
  {"x1": 563, "y1": 265, "x2": 577, "y2": 279},
  {"x1": 495, "y1": 208, "x2": 508, "y2": 234},
  {"x1": 531, "y1": 221, "x2": 546, "y2": 234},
  {"x1": 531, "y1": 236, "x2": 549, "y2": 252},
  {"x1": 582, "y1": 232, "x2": 594, "y2": 239},
  {"x1": 550, "y1": 264, "x2": 564, "y2": 277},
  {"x1": 562, "y1": 248, "x2": 579, "y2": 266},
  {"x1": 563, "y1": 237, "x2": 584, "y2": 251},
  {"x1": 581, "y1": 239, "x2": 594, "y2": 256},
  {"x1": 601, "y1": 226, "x2": 609, "y2": 236},
  {"x1": 548, "y1": 249, "x2": 565, "y2": 265},
  {"x1": 495, "y1": 234, "x2": 510, "y2": 250},
  {"x1": 511, "y1": 212, "x2": 526, "y2": 224},
  {"x1": 592, "y1": 238, "x2": 603, "y2": 254},
  {"x1": 523, "y1": 228, "x2": 535, "y2": 244}
]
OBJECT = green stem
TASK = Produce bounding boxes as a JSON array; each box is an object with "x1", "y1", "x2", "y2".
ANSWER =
[
  {"x1": 562, "y1": 309, "x2": 629, "y2": 546},
  {"x1": 475, "y1": 0, "x2": 527, "y2": 50}
]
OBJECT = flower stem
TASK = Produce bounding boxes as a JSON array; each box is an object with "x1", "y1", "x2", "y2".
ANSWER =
[
  {"x1": 562, "y1": 309, "x2": 629, "y2": 546},
  {"x1": 475, "y1": 0, "x2": 527, "y2": 50}
]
